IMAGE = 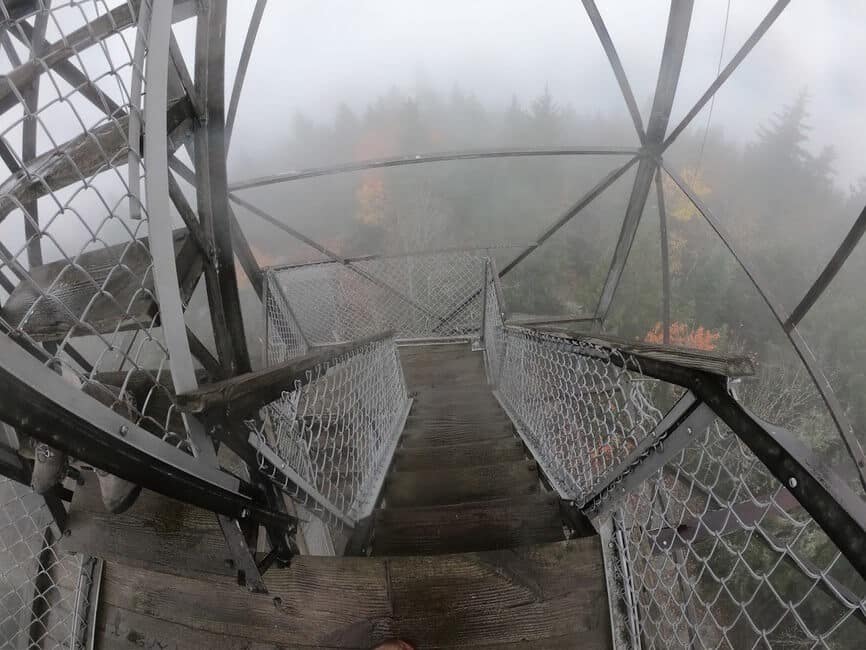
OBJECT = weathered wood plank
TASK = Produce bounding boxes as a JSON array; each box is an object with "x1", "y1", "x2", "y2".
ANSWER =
[
  {"x1": 394, "y1": 438, "x2": 525, "y2": 472},
  {"x1": 400, "y1": 420, "x2": 515, "y2": 447},
  {"x1": 385, "y1": 540, "x2": 610, "y2": 648},
  {"x1": 1, "y1": 229, "x2": 198, "y2": 341},
  {"x1": 0, "y1": 98, "x2": 194, "y2": 224},
  {"x1": 96, "y1": 538, "x2": 608, "y2": 648},
  {"x1": 62, "y1": 475, "x2": 234, "y2": 579},
  {"x1": 384, "y1": 460, "x2": 539, "y2": 508},
  {"x1": 524, "y1": 324, "x2": 755, "y2": 378},
  {"x1": 96, "y1": 605, "x2": 289, "y2": 649},
  {"x1": 99, "y1": 557, "x2": 392, "y2": 647},
  {"x1": 372, "y1": 493, "x2": 564, "y2": 556},
  {"x1": 175, "y1": 330, "x2": 394, "y2": 417}
]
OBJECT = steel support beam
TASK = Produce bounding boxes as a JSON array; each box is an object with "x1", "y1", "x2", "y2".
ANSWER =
[
  {"x1": 225, "y1": 0, "x2": 267, "y2": 153},
  {"x1": 662, "y1": 0, "x2": 791, "y2": 150},
  {"x1": 595, "y1": 0, "x2": 693, "y2": 324},
  {"x1": 228, "y1": 146, "x2": 640, "y2": 191},
  {"x1": 662, "y1": 162, "x2": 866, "y2": 490},
  {"x1": 584, "y1": 392, "x2": 715, "y2": 515},
  {"x1": 786, "y1": 202, "x2": 866, "y2": 329},
  {"x1": 582, "y1": 0, "x2": 645, "y2": 144},
  {"x1": 655, "y1": 169, "x2": 671, "y2": 343},
  {"x1": 194, "y1": 0, "x2": 251, "y2": 377},
  {"x1": 0, "y1": 331, "x2": 291, "y2": 528}
]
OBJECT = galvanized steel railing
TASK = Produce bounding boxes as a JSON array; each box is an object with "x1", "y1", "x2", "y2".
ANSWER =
[
  {"x1": 249, "y1": 331, "x2": 411, "y2": 544},
  {"x1": 481, "y1": 258, "x2": 866, "y2": 650}
]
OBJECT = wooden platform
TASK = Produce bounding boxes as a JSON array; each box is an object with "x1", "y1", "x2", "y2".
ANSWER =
[{"x1": 66, "y1": 342, "x2": 610, "y2": 648}]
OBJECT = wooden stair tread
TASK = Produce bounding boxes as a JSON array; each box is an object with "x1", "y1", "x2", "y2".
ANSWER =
[
  {"x1": 400, "y1": 423, "x2": 516, "y2": 447},
  {"x1": 63, "y1": 474, "x2": 234, "y2": 579},
  {"x1": 384, "y1": 460, "x2": 539, "y2": 507},
  {"x1": 1, "y1": 229, "x2": 199, "y2": 341},
  {"x1": 372, "y1": 493, "x2": 565, "y2": 556},
  {"x1": 394, "y1": 439, "x2": 526, "y2": 471},
  {"x1": 96, "y1": 538, "x2": 609, "y2": 649}
]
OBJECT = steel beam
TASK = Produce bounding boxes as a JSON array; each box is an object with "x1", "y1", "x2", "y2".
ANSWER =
[
  {"x1": 225, "y1": 0, "x2": 267, "y2": 153},
  {"x1": 786, "y1": 202, "x2": 866, "y2": 329},
  {"x1": 582, "y1": 0, "x2": 645, "y2": 144},
  {"x1": 20, "y1": 4, "x2": 49, "y2": 268},
  {"x1": 662, "y1": 0, "x2": 791, "y2": 150},
  {"x1": 654, "y1": 169, "x2": 671, "y2": 343},
  {"x1": 584, "y1": 392, "x2": 716, "y2": 514},
  {"x1": 0, "y1": 331, "x2": 292, "y2": 528},
  {"x1": 662, "y1": 162, "x2": 866, "y2": 490},
  {"x1": 228, "y1": 146, "x2": 640, "y2": 191},
  {"x1": 595, "y1": 0, "x2": 693, "y2": 324},
  {"x1": 194, "y1": 0, "x2": 251, "y2": 377}
]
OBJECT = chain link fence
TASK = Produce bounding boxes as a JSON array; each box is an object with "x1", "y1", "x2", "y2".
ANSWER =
[
  {"x1": 0, "y1": 0, "x2": 197, "y2": 453},
  {"x1": 264, "y1": 250, "x2": 488, "y2": 345},
  {"x1": 1, "y1": 476, "x2": 98, "y2": 649},
  {"x1": 481, "y1": 261, "x2": 866, "y2": 649},
  {"x1": 248, "y1": 333, "x2": 411, "y2": 535}
]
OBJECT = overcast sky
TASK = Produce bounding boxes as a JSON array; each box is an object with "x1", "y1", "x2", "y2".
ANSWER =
[{"x1": 209, "y1": 0, "x2": 866, "y2": 189}]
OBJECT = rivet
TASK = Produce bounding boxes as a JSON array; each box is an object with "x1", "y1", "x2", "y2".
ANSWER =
[
  {"x1": 273, "y1": 596, "x2": 282, "y2": 607},
  {"x1": 686, "y1": 427, "x2": 693, "y2": 435},
  {"x1": 119, "y1": 424, "x2": 129, "y2": 437},
  {"x1": 224, "y1": 559, "x2": 235, "y2": 569},
  {"x1": 240, "y1": 507, "x2": 250, "y2": 519},
  {"x1": 788, "y1": 477, "x2": 798, "y2": 489}
]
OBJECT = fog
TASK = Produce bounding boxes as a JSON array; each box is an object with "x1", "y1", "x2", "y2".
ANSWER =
[{"x1": 2, "y1": 1, "x2": 866, "y2": 485}]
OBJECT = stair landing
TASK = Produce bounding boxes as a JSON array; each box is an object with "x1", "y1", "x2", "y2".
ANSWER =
[{"x1": 66, "y1": 342, "x2": 611, "y2": 648}]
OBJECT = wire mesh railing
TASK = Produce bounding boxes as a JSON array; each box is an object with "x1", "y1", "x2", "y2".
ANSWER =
[
  {"x1": 1, "y1": 476, "x2": 98, "y2": 649},
  {"x1": 0, "y1": 0, "x2": 198, "y2": 454},
  {"x1": 248, "y1": 332, "x2": 411, "y2": 533},
  {"x1": 481, "y1": 258, "x2": 866, "y2": 649},
  {"x1": 264, "y1": 249, "x2": 489, "y2": 345}
]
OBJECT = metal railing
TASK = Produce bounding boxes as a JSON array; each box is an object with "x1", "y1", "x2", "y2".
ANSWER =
[
  {"x1": 0, "y1": 476, "x2": 100, "y2": 649},
  {"x1": 264, "y1": 249, "x2": 489, "y2": 344},
  {"x1": 249, "y1": 331, "x2": 411, "y2": 535},
  {"x1": 481, "y1": 258, "x2": 866, "y2": 650}
]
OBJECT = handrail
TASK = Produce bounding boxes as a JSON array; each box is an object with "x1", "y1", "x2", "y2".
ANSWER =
[
  {"x1": 511, "y1": 324, "x2": 756, "y2": 379},
  {"x1": 176, "y1": 330, "x2": 396, "y2": 418},
  {"x1": 496, "y1": 322, "x2": 866, "y2": 580}
]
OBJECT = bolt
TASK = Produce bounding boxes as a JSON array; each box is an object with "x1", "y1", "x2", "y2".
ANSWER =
[
  {"x1": 119, "y1": 424, "x2": 129, "y2": 437},
  {"x1": 687, "y1": 427, "x2": 693, "y2": 435},
  {"x1": 63, "y1": 529, "x2": 71, "y2": 537},
  {"x1": 788, "y1": 477, "x2": 798, "y2": 489},
  {"x1": 240, "y1": 507, "x2": 250, "y2": 519},
  {"x1": 273, "y1": 596, "x2": 282, "y2": 607}
]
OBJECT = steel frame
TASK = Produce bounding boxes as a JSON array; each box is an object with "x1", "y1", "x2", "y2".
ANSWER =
[
  {"x1": 532, "y1": 325, "x2": 866, "y2": 580},
  {"x1": 0, "y1": 329, "x2": 291, "y2": 529},
  {"x1": 2, "y1": 0, "x2": 865, "y2": 601}
]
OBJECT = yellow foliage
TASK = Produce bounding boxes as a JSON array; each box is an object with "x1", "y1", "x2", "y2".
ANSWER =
[{"x1": 662, "y1": 166, "x2": 711, "y2": 223}]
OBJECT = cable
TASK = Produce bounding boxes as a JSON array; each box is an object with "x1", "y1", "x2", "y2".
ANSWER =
[{"x1": 694, "y1": 0, "x2": 732, "y2": 176}]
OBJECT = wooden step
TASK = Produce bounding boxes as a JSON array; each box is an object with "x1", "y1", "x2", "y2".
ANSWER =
[
  {"x1": 394, "y1": 438, "x2": 526, "y2": 471},
  {"x1": 400, "y1": 420, "x2": 515, "y2": 447},
  {"x1": 95, "y1": 538, "x2": 609, "y2": 648},
  {"x1": 1, "y1": 228, "x2": 200, "y2": 341},
  {"x1": 403, "y1": 413, "x2": 514, "y2": 434},
  {"x1": 372, "y1": 493, "x2": 565, "y2": 556},
  {"x1": 63, "y1": 473, "x2": 235, "y2": 579},
  {"x1": 384, "y1": 460, "x2": 540, "y2": 507}
]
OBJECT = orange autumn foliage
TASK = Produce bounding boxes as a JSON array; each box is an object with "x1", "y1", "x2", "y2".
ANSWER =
[{"x1": 644, "y1": 321, "x2": 720, "y2": 351}]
